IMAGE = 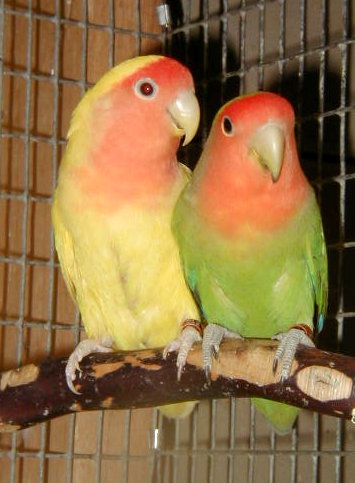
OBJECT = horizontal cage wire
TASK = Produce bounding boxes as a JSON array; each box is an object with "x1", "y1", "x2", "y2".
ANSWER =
[{"x1": 0, "y1": 0, "x2": 355, "y2": 482}]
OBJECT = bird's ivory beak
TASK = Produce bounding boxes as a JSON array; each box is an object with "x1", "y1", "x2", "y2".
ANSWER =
[
  {"x1": 167, "y1": 89, "x2": 200, "y2": 146},
  {"x1": 249, "y1": 123, "x2": 285, "y2": 182}
]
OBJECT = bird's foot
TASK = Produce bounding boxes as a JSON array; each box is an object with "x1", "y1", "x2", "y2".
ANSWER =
[
  {"x1": 65, "y1": 336, "x2": 114, "y2": 394},
  {"x1": 163, "y1": 319, "x2": 203, "y2": 380},
  {"x1": 272, "y1": 324, "x2": 314, "y2": 382},
  {"x1": 203, "y1": 323, "x2": 243, "y2": 379}
]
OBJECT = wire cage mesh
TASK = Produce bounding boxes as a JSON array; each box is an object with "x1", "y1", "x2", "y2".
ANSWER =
[{"x1": 0, "y1": 0, "x2": 355, "y2": 482}]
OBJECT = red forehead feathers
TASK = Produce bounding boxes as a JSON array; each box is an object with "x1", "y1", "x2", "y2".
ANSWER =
[
  {"x1": 122, "y1": 57, "x2": 193, "y2": 92},
  {"x1": 220, "y1": 92, "x2": 295, "y2": 127}
]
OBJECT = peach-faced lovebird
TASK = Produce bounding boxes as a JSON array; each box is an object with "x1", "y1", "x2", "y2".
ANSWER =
[
  {"x1": 172, "y1": 92, "x2": 328, "y2": 432},
  {"x1": 52, "y1": 55, "x2": 201, "y2": 418}
]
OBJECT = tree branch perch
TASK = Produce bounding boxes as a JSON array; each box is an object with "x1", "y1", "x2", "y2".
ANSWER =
[{"x1": 1, "y1": 339, "x2": 355, "y2": 432}]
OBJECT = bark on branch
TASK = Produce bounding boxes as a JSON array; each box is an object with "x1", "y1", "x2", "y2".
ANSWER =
[{"x1": 1, "y1": 339, "x2": 355, "y2": 432}]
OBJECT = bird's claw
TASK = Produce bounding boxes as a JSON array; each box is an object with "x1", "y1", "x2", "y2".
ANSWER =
[
  {"x1": 163, "y1": 323, "x2": 202, "y2": 380},
  {"x1": 65, "y1": 359, "x2": 82, "y2": 395},
  {"x1": 65, "y1": 337, "x2": 114, "y2": 394},
  {"x1": 272, "y1": 327, "x2": 314, "y2": 381},
  {"x1": 202, "y1": 324, "x2": 243, "y2": 380}
]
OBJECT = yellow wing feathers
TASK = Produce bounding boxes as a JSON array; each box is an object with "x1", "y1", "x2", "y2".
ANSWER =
[{"x1": 52, "y1": 201, "x2": 78, "y2": 303}]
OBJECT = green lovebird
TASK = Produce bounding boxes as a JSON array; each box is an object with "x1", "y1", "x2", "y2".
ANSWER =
[{"x1": 171, "y1": 92, "x2": 328, "y2": 433}]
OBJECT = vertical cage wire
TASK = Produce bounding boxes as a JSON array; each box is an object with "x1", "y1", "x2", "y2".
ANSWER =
[
  {"x1": 334, "y1": 1, "x2": 351, "y2": 482},
  {"x1": 312, "y1": 8, "x2": 327, "y2": 482},
  {"x1": 11, "y1": 1, "x2": 32, "y2": 482},
  {"x1": 208, "y1": 399, "x2": 217, "y2": 483},
  {"x1": 0, "y1": 0, "x2": 4, "y2": 142},
  {"x1": 1, "y1": 1, "x2": 355, "y2": 482},
  {"x1": 277, "y1": 0, "x2": 285, "y2": 87},
  {"x1": 238, "y1": 0, "x2": 246, "y2": 95},
  {"x1": 257, "y1": 0, "x2": 265, "y2": 90},
  {"x1": 248, "y1": 403, "x2": 256, "y2": 483},
  {"x1": 290, "y1": 425, "x2": 298, "y2": 483},
  {"x1": 221, "y1": 0, "x2": 228, "y2": 101},
  {"x1": 189, "y1": 398, "x2": 199, "y2": 482},
  {"x1": 227, "y1": 397, "x2": 236, "y2": 483}
]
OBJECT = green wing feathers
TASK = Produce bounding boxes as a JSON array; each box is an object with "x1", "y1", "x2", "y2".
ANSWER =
[{"x1": 305, "y1": 200, "x2": 328, "y2": 331}]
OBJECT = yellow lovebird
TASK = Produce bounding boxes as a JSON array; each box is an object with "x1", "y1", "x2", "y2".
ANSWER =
[{"x1": 52, "y1": 55, "x2": 201, "y2": 418}]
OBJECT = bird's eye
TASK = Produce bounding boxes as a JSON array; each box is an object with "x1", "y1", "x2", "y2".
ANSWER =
[
  {"x1": 222, "y1": 116, "x2": 234, "y2": 136},
  {"x1": 140, "y1": 82, "x2": 154, "y2": 96},
  {"x1": 134, "y1": 78, "x2": 158, "y2": 99}
]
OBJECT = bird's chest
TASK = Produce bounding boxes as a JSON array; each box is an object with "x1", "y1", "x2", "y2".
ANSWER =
[{"x1": 207, "y1": 226, "x2": 309, "y2": 335}]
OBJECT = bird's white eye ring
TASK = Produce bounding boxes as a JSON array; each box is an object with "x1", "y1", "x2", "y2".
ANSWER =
[
  {"x1": 134, "y1": 78, "x2": 158, "y2": 99},
  {"x1": 221, "y1": 115, "x2": 234, "y2": 136}
]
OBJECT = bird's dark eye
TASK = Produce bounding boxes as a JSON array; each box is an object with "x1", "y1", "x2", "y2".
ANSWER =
[
  {"x1": 134, "y1": 78, "x2": 158, "y2": 99},
  {"x1": 222, "y1": 116, "x2": 234, "y2": 136},
  {"x1": 140, "y1": 82, "x2": 154, "y2": 96}
]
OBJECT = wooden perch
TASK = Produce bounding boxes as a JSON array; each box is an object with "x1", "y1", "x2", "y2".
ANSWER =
[{"x1": 0, "y1": 339, "x2": 355, "y2": 432}]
